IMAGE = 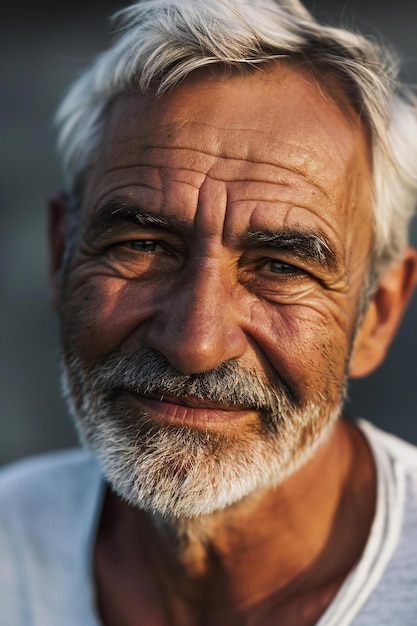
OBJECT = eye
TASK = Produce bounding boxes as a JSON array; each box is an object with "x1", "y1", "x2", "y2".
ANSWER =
[
  {"x1": 262, "y1": 259, "x2": 303, "y2": 275},
  {"x1": 127, "y1": 240, "x2": 163, "y2": 252}
]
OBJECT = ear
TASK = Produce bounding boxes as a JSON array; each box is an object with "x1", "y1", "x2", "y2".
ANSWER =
[
  {"x1": 349, "y1": 246, "x2": 417, "y2": 378},
  {"x1": 48, "y1": 192, "x2": 69, "y2": 313}
]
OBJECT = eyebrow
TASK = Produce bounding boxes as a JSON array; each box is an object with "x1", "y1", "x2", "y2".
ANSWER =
[
  {"x1": 88, "y1": 198, "x2": 338, "y2": 271},
  {"x1": 242, "y1": 230, "x2": 338, "y2": 272},
  {"x1": 87, "y1": 198, "x2": 190, "y2": 239}
]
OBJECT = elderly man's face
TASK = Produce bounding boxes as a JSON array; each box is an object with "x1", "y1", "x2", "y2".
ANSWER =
[{"x1": 57, "y1": 65, "x2": 373, "y2": 517}]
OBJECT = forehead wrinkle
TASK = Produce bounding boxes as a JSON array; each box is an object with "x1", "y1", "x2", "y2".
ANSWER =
[
  {"x1": 87, "y1": 182, "x2": 163, "y2": 220},
  {"x1": 190, "y1": 168, "x2": 230, "y2": 239},
  {"x1": 102, "y1": 152, "x2": 299, "y2": 178},
  {"x1": 102, "y1": 143, "x2": 334, "y2": 203},
  {"x1": 103, "y1": 162, "x2": 295, "y2": 188},
  {"x1": 99, "y1": 160, "x2": 332, "y2": 212},
  {"x1": 224, "y1": 179, "x2": 331, "y2": 210}
]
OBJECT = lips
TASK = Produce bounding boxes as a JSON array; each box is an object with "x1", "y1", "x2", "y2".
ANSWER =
[
  {"x1": 120, "y1": 389, "x2": 257, "y2": 428},
  {"x1": 140, "y1": 390, "x2": 252, "y2": 411}
]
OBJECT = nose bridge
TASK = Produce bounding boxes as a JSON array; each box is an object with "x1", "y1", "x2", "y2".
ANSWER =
[{"x1": 147, "y1": 256, "x2": 247, "y2": 373}]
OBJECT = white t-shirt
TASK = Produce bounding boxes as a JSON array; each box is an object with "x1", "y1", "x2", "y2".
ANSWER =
[{"x1": 0, "y1": 420, "x2": 416, "y2": 625}]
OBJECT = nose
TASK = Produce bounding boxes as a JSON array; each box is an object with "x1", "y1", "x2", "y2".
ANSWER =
[{"x1": 144, "y1": 260, "x2": 248, "y2": 373}]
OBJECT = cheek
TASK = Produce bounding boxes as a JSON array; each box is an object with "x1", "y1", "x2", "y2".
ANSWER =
[
  {"x1": 61, "y1": 275, "x2": 156, "y2": 363},
  {"x1": 246, "y1": 298, "x2": 353, "y2": 401}
]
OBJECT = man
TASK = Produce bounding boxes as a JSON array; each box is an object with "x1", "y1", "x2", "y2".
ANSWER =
[{"x1": 2, "y1": 0, "x2": 417, "y2": 624}]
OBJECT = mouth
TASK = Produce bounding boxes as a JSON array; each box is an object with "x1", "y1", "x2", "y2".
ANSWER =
[{"x1": 119, "y1": 389, "x2": 258, "y2": 429}]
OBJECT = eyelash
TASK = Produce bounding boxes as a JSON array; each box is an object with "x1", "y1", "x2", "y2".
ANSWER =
[
  {"x1": 261, "y1": 259, "x2": 305, "y2": 276},
  {"x1": 127, "y1": 240, "x2": 164, "y2": 253}
]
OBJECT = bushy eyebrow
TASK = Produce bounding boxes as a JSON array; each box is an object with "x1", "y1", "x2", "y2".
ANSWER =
[
  {"x1": 88, "y1": 198, "x2": 338, "y2": 272},
  {"x1": 87, "y1": 197, "x2": 190, "y2": 238},
  {"x1": 242, "y1": 230, "x2": 338, "y2": 272}
]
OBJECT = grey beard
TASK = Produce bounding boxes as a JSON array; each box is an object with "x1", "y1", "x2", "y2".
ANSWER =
[{"x1": 61, "y1": 346, "x2": 343, "y2": 518}]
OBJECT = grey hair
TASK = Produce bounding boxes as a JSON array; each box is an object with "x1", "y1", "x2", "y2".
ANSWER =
[{"x1": 56, "y1": 0, "x2": 417, "y2": 279}]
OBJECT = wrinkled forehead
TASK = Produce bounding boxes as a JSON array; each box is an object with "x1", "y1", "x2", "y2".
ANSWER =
[
  {"x1": 106, "y1": 65, "x2": 367, "y2": 153},
  {"x1": 82, "y1": 63, "x2": 372, "y2": 230}
]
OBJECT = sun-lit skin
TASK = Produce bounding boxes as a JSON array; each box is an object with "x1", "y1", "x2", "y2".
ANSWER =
[
  {"x1": 53, "y1": 64, "x2": 383, "y2": 625},
  {"x1": 61, "y1": 65, "x2": 373, "y2": 413}
]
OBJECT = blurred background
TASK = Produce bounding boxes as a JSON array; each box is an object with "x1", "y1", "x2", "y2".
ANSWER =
[{"x1": 1, "y1": 0, "x2": 417, "y2": 466}]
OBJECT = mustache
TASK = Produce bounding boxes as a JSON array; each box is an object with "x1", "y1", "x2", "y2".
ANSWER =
[{"x1": 86, "y1": 346, "x2": 300, "y2": 416}]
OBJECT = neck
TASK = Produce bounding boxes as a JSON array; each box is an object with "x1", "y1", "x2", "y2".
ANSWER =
[{"x1": 95, "y1": 419, "x2": 376, "y2": 624}]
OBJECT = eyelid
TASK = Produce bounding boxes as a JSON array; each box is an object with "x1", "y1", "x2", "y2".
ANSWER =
[
  {"x1": 261, "y1": 259, "x2": 307, "y2": 276},
  {"x1": 111, "y1": 229, "x2": 182, "y2": 247},
  {"x1": 241, "y1": 253, "x2": 303, "y2": 270},
  {"x1": 118, "y1": 236, "x2": 186, "y2": 258},
  {"x1": 127, "y1": 239, "x2": 164, "y2": 251}
]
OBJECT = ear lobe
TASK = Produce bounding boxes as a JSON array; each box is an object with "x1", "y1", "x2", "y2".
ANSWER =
[
  {"x1": 349, "y1": 247, "x2": 417, "y2": 378},
  {"x1": 48, "y1": 192, "x2": 69, "y2": 313}
]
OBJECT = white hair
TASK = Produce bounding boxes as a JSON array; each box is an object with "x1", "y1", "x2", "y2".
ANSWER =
[{"x1": 56, "y1": 0, "x2": 417, "y2": 278}]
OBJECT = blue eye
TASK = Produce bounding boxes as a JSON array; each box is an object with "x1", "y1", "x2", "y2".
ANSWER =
[
  {"x1": 129, "y1": 240, "x2": 160, "y2": 252},
  {"x1": 267, "y1": 260, "x2": 297, "y2": 274}
]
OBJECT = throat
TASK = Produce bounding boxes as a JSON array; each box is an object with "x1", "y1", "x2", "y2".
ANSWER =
[{"x1": 152, "y1": 513, "x2": 217, "y2": 579}]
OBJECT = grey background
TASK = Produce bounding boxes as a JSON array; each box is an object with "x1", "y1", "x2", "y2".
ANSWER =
[{"x1": 1, "y1": 0, "x2": 417, "y2": 466}]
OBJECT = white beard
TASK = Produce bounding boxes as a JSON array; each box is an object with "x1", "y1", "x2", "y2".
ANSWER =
[{"x1": 61, "y1": 347, "x2": 343, "y2": 518}]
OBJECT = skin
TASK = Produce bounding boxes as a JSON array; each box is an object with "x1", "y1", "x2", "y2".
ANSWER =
[{"x1": 49, "y1": 64, "x2": 417, "y2": 625}]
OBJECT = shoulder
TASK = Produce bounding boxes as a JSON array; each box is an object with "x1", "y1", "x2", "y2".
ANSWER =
[
  {"x1": 358, "y1": 419, "x2": 417, "y2": 474},
  {"x1": 0, "y1": 450, "x2": 103, "y2": 623},
  {"x1": 0, "y1": 448, "x2": 102, "y2": 523},
  {"x1": 0, "y1": 447, "x2": 96, "y2": 484},
  {"x1": 346, "y1": 421, "x2": 417, "y2": 625}
]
